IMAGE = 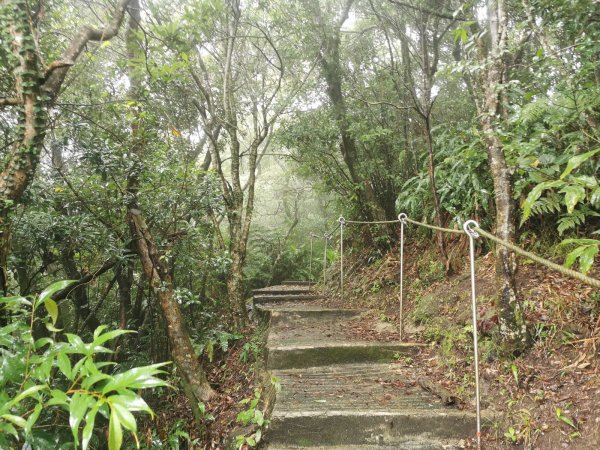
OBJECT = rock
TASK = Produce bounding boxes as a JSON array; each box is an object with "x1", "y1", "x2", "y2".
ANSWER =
[
  {"x1": 374, "y1": 321, "x2": 397, "y2": 334},
  {"x1": 404, "y1": 323, "x2": 425, "y2": 334}
]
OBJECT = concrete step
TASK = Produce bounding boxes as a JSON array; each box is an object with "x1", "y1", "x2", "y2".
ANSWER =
[
  {"x1": 254, "y1": 294, "x2": 322, "y2": 306},
  {"x1": 267, "y1": 341, "x2": 421, "y2": 369},
  {"x1": 267, "y1": 442, "x2": 462, "y2": 449},
  {"x1": 282, "y1": 281, "x2": 314, "y2": 286},
  {"x1": 265, "y1": 307, "x2": 418, "y2": 369},
  {"x1": 255, "y1": 305, "x2": 360, "y2": 323},
  {"x1": 268, "y1": 445, "x2": 461, "y2": 450},
  {"x1": 267, "y1": 307, "x2": 362, "y2": 325},
  {"x1": 254, "y1": 288, "x2": 312, "y2": 296},
  {"x1": 266, "y1": 363, "x2": 475, "y2": 448}
]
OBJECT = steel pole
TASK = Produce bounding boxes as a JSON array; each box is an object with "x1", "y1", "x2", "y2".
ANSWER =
[{"x1": 464, "y1": 219, "x2": 482, "y2": 450}]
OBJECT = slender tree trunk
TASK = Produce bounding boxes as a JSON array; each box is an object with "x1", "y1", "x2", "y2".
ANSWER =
[
  {"x1": 311, "y1": 0, "x2": 383, "y2": 223},
  {"x1": 124, "y1": 0, "x2": 215, "y2": 410},
  {"x1": 423, "y1": 117, "x2": 449, "y2": 271},
  {"x1": 474, "y1": 0, "x2": 528, "y2": 353},
  {"x1": 59, "y1": 249, "x2": 101, "y2": 332}
]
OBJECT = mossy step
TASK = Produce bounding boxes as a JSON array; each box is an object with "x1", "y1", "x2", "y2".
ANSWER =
[
  {"x1": 267, "y1": 307, "x2": 361, "y2": 326},
  {"x1": 267, "y1": 440, "x2": 462, "y2": 449},
  {"x1": 281, "y1": 281, "x2": 314, "y2": 286},
  {"x1": 253, "y1": 294, "x2": 322, "y2": 306},
  {"x1": 253, "y1": 288, "x2": 313, "y2": 296},
  {"x1": 266, "y1": 363, "x2": 477, "y2": 447},
  {"x1": 267, "y1": 445, "x2": 461, "y2": 450},
  {"x1": 265, "y1": 308, "x2": 402, "y2": 353},
  {"x1": 267, "y1": 342, "x2": 421, "y2": 369},
  {"x1": 267, "y1": 410, "x2": 474, "y2": 448},
  {"x1": 255, "y1": 305, "x2": 360, "y2": 323}
]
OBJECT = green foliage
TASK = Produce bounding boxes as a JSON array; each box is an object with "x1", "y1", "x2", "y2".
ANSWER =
[
  {"x1": 0, "y1": 282, "x2": 168, "y2": 449},
  {"x1": 235, "y1": 389, "x2": 268, "y2": 448}
]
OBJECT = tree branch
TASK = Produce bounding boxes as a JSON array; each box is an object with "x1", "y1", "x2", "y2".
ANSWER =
[
  {"x1": 0, "y1": 97, "x2": 21, "y2": 108},
  {"x1": 42, "y1": 0, "x2": 132, "y2": 99}
]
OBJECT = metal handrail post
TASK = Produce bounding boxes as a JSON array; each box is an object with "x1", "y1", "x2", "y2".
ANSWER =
[
  {"x1": 339, "y1": 217, "x2": 345, "y2": 296},
  {"x1": 323, "y1": 234, "x2": 329, "y2": 284},
  {"x1": 398, "y1": 213, "x2": 407, "y2": 341},
  {"x1": 464, "y1": 219, "x2": 482, "y2": 450},
  {"x1": 308, "y1": 233, "x2": 314, "y2": 284}
]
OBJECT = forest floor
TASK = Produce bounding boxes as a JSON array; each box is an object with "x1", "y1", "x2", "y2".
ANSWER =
[
  {"x1": 139, "y1": 327, "x2": 267, "y2": 449},
  {"x1": 315, "y1": 240, "x2": 600, "y2": 449}
]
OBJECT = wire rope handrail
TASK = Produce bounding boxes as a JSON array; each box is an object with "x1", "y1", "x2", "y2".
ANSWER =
[
  {"x1": 473, "y1": 226, "x2": 600, "y2": 289},
  {"x1": 309, "y1": 212, "x2": 600, "y2": 449},
  {"x1": 404, "y1": 216, "x2": 464, "y2": 235},
  {"x1": 344, "y1": 218, "x2": 402, "y2": 224}
]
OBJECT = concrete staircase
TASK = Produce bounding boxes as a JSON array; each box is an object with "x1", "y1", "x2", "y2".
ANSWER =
[{"x1": 256, "y1": 282, "x2": 478, "y2": 449}]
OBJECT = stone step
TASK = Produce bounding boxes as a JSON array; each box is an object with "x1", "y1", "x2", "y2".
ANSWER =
[
  {"x1": 253, "y1": 288, "x2": 312, "y2": 296},
  {"x1": 266, "y1": 363, "x2": 476, "y2": 448},
  {"x1": 266, "y1": 307, "x2": 361, "y2": 325},
  {"x1": 267, "y1": 342, "x2": 421, "y2": 370},
  {"x1": 268, "y1": 445, "x2": 461, "y2": 450},
  {"x1": 281, "y1": 281, "x2": 315, "y2": 286},
  {"x1": 254, "y1": 294, "x2": 322, "y2": 306},
  {"x1": 255, "y1": 305, "x2": 360, "y2": 323}
]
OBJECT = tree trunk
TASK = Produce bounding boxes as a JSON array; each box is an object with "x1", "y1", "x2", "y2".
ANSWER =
[
  {"x1": 59, "y1": 249, "x2": 101, "y2": 332},
  {"x1": 124, "y1": 0, "x2": 215, "y2": 411},
  {"x1": 311, "y1": 0, "x2": 383, "y2": 223},
  {"x1": 474, "y1": 0, "x2": 528, "y2": 353},
  {"x1": 0, "y1": 0, "x2": 131, "y2": 294},
  {"x1": 424, "y1": 117, "x2": 449, "y2": 272}
]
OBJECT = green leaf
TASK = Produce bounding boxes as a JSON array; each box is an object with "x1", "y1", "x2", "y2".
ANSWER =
[
  {"x1": 34, "y1": 337, "x2": 53, "y2": 350},
  {"x1": 0, "y1": 296, "x2": 31, "y2": 307},
  {"x1": 7, "y1": 385, "x2": 46, "y2": 409},
  {"x1": 579, "y1": 245, "x2": 599, "y2": 275},
  {"x1": 26, "y1": 402, "x2": 43, "y2": 433},
  {"x1": 69, "y1": 393, "x2": 93, "y2": 443},
  {"x1": 556, "y1": 408, "x2": 577, "y2": 429},
  {"x1": 110, "y1": 402, "x2": 136, "y2": 432},
  {"x1": 108, "y1": 393, "x2": 152, "y2": 415},
  {"x1": 571, "y1": 175, "x2": 597, "y2": 188},
  {"x1": 93, "y1": 325, "x2": 109, "y2": 341},
  {"x1": 44, "y1": 298, "x2": 59, "y2": 325},
  {"x1": 1, "y1": 414, "x2": 27, "y2": 428},
  {"x1": 102, "y1": 363, "x2": 169, "y2": 394},
  {"x1": 0, "y1": 421, "x2": 18, "y2": 438},
  {"x1": 92, "y1": 329, "x2": 134, "y2": 347},
  {"x1": 47, "y1": 389, "x2": 69, "y2": 407},
  {"x1": 82, "y1": 403, "x2": 101, "y2": 450},
  {"x1": 254, "y1": 409, "x2": 264, "y2": 426},
  {"x1": 560, "y1": 148, "x2": 600, "y2": 180},
  {"x1": 560, "y1": 185, "x2": 586, "y2": 213},
  {"x1": 57, "y1": 352, "x2": 72, "y2": 380},
  {"x1": 521, "y1": 180, "x2": 563, "y2": 223},
  {"x1": 561, "y1": 238, "x2": 600, "y2": 246},
  {"x1": 565, "y1": 245, "x2": 588, "y2": 269},
  {"x1": 37, "y1": 280, "x2": 76, "y2": 307},
  {"x1": 46, "y1": 323, "x2": 63, "y2": 332},
  {"x1": 108, "y1": 408, "x2": 123, "y2": 450}
]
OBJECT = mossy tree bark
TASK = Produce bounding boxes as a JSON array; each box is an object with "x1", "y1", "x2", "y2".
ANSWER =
[
  {"x1": 0, "y1": 0, "x2": 131, "y2": 293},
  {"x1": 471, "y1": 0, "x2": 529, "y2": 354}
]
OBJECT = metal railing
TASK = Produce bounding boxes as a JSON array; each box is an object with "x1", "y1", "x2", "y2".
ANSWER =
[{"x1": 310, "y1": 212, "x2": 600, "y2": 449}]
